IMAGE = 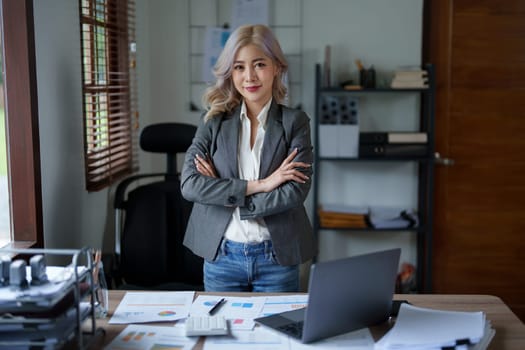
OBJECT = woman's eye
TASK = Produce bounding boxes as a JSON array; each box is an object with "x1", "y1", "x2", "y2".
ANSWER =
[
  {"x1": 233, "y1": 65, "x2": 244, "y2": 70},
  {"x1": 255, "y1": 62, "x2": 266, "y2": 68}
]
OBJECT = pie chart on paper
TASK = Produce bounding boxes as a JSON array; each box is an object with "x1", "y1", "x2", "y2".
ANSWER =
[{"x1": 158, "y1": 310, "x2": 176, "y2": 317}]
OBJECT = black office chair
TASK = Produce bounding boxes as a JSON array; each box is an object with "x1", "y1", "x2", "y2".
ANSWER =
[{"x1": 109, "y1": 122, "x2": 203, "y2": 291}]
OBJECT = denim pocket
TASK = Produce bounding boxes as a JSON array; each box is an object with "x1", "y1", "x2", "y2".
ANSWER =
[
  {"x1": 208, "y1": 239, "x2": 227, "y2": 263},
  {"x1": 269, "y1": 250, "x2": 280, "y2": 265}
]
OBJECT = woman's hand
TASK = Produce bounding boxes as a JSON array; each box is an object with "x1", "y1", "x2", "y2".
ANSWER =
[
  {"x1": 194, "y1": 153, "x2": 218, "y2": 178},
  {"x1": 247, "y1": 148, "x2": 310, "y2": 195}
]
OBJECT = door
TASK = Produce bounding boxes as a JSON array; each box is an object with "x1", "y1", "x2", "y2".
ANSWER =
[{"x1": 425, "y1": 0, "x2": 525, "y2": 321}]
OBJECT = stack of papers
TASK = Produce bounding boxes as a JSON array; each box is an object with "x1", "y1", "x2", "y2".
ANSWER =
[
  {"x1": 368, "y1": 206, "x2": 418, "y2": 229},
  {"x1": 390, "y1": 68, "x2": 429, "y2": 89},
  {"x1": 106, "y1": 292, "x2": 376, "y2": 350},
  {"x1": 376, "y1": 303, "x2": 495, "y2": 349},
  {"x1": 0, "y1": 266, "x2": 89, "y2": 311}
]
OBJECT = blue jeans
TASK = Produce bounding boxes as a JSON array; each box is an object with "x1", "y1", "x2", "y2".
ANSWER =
[{"x1": 204, "y1": 239, "x2": 299, "y2": 292}]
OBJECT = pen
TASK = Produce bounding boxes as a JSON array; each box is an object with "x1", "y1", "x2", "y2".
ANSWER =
[
  {"x1": 208, "y1": 298, "x2": 226, "y2": 316},
  {"x1": 92, "y1": 249, "x2": 101, "y2": 284}
]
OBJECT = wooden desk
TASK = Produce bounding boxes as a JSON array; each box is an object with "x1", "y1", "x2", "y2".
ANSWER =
[{"x1": 90, "y1": 291, "x2": 525, "y2": 349}]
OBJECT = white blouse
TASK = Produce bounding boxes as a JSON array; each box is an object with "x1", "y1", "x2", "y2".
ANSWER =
[{"x1": 223, "y1": 99, "x2": 272, "y2": 243}]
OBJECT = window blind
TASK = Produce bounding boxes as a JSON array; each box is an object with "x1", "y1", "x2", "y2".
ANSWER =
[{"x1": 80, "y1": 0, "x2": 138, "y2": 191}]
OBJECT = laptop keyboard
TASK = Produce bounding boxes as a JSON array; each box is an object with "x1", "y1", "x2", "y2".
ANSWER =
[{"x1": 277, "y1": 321, "x2": 304, "y2": 338}]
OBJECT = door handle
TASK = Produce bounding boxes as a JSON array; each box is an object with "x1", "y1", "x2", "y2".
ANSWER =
[{"x1": 434, "y1": 152, "x2": 455, "y2": 166}]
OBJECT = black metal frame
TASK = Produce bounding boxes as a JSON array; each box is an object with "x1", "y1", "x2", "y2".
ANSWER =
[{"x1": 312, "y1": 63, "x2": 436, "y2": 292}]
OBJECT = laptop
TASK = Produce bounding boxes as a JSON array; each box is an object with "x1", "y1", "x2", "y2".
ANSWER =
[{"x1": 254, "y1": 248, "x2": 401, "y2": 343}]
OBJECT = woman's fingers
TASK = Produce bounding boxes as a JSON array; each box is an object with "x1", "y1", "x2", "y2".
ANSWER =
[
  {"x1": 195, "y1": 153, "x2": 217, "y2": 178},
  {"x1": 285, "y1": 148, "x2": 298, "y2": 161}
]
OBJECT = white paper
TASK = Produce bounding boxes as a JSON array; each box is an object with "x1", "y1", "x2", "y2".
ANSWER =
[
  {"x1": 203, "y1": 326, "x2": 290, "y2": 350},
  {"x1": 290, "y1": 328, "x2": 374, "y2": 349},
  {"x1": 231, "y1": 0, "x2": 269, "y2": 30},
  {"x1": 259, "y1": 295, "x2": 309, "y2": 317},
  {"x1": 376, "y1": 303, "x2": 485, "y2": 349},
  {"x1": 369, "y1": 206, "x2": 418, "y2": 229},
  {"x1": 105, "y1": 324, "x2": 198, "y2": 350},
  {"x1": 202, "y1": 27, "x2": 230, "y2": 83},
  {"x1": 109, "y1": 291, "x2": 194, "y2": 324},
  {"x1": 190, "y1": 295, "x2": 265, "y2": 330}
]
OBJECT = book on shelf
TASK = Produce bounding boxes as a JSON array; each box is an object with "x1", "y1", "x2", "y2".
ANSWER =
[
  {"x1": 360, "y1": 132, "x2": 427, "y2": 144},
  {"x1": 391, "y1": 79, "x2": 429, "y2": 89},
  {"x1": 320, "y1": 204, "x2": 369, "y2": 214},
  {"x1": 392, "y1": 70, "x2": 428, "y2": 80},
  {"x1": 319, "y1": 215, "x2": 368, "y2": 229},
  {"x1": 318, "y1": 204, "x2": 369, "y2": 229},
  {"x1": 388, "y1": 132, "x2": 427, "y2": 143},
  {"x1": 391, "y1": 68, "x2": 429, "y2": 89}
]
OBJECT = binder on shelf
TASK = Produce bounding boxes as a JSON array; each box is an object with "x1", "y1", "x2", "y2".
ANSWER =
[
  {"x1": 359, "y1": 144, "x2": 428, "y2": 158},
  {"x1": 359, "y1": 132, "x2": 388, "y2": 144}
]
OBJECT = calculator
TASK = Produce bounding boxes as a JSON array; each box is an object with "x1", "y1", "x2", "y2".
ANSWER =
[{"x1": 185, "y1": 315, "x2": 229, "y2": 336}]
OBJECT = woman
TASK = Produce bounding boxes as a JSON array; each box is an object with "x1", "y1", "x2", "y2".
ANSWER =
[{"x1": 181, "y1": 24, "x2": 315, "y2": 292}]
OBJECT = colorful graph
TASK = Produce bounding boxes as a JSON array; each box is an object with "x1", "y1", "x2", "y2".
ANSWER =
[
  {"x1": 121, "y1": 331, "x2": 157, "y2": 342},
  {"x1": 158, "y1": 310, "x2": 176, "y2": 316},
  {"x1": 231, "y1": 302, "x2": 254, "y2": 308},
  {"x1": 151, "y1": 345, "x2": 183, "y2": 350},
  {"x1": 203, "y1": 300, "x2": 222, "y2": 307}
]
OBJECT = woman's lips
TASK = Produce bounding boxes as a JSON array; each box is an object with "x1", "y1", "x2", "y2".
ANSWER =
[{"x1": 245, "y1": 86, "x2": 260, "y2": 93}]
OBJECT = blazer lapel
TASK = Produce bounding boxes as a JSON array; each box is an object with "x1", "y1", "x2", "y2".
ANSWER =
[
  {"x1": 260, "y1": 101, "x2": 284, "y2": 178},
  {"x1": 218, "y1": 107, "x2": 241, "y2": 177}
]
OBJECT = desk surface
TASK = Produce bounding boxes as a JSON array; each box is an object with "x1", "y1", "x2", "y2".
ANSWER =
[{"x1": 90, "y1": 291, "x2": 525, "y2": 350}]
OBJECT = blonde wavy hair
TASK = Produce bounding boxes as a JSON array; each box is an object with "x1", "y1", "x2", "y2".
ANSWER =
[{"x1": 202, "y1": 24, "x2": 288, "y2": 120}]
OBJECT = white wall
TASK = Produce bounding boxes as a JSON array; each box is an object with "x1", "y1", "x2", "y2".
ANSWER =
[
  {"x1": 31, "y1": 0, "x2": 423, "y2": 268},
  {"x1": 33, "y1": 0, "x2": 103, "y2": 253},
  {"x1": 32, "y1": 0, "x2": 152, "y2": 255},
  {"x1": 300, "y1": 0, "x2": 423, "y2": 265}
]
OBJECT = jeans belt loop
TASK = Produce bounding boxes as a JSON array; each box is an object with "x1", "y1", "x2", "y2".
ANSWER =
[
  {"x1": 264, "y1": 240, "x2": 271, "y2": 259},
  {"x1": 220, "y1": 238, "x2": 227, "y2": 256}
]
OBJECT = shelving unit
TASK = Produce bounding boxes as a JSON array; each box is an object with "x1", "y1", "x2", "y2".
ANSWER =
[
  {"x1": 312, "y1": 63, "x2": 435, "y2": 292},
  {"x1": 0, "y1": 247, "x2": 104, "y2": 349}
]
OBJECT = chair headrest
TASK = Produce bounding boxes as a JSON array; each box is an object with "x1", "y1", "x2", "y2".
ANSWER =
[{"x1": 140, "y1": 123, "x2": 197, "y2": 154}]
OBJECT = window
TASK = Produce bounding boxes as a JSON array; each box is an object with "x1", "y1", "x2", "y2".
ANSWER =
[
  {"x1": 0, "y1": 0, "x2": 43, "y2": 247},
  {"x1": 79, "y1": 0, "x2": 138, "y2": 191},
  {"x1": 0, "y1": 8, "x2": 8, "y2": 247}
]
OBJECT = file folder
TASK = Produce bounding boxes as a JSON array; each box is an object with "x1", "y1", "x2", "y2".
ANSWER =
[{"x1": 359, "y1": 144, "x2": 428, "y2": 157}]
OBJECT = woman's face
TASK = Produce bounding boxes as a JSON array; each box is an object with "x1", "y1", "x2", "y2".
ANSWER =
[{"x1": 231, "y1": 44, "x2": 278, "y2": 112}]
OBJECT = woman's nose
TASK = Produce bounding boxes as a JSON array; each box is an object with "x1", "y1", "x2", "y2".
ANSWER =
[{"x1": 245, "y1": 67, "x2": 256, "y2": 80}]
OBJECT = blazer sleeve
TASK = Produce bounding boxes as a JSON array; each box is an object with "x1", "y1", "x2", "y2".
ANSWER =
[
  {"x1": 180, "y1": 117, "x2": 247, "y2": 208},
  {"x1": 239, "y1": 110, "x2": 314, "y2": 220}
]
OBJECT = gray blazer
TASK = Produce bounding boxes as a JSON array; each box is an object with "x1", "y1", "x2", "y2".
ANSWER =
[{"x1": 181, "y1": 101, "x2": 316, "y2": 266}]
